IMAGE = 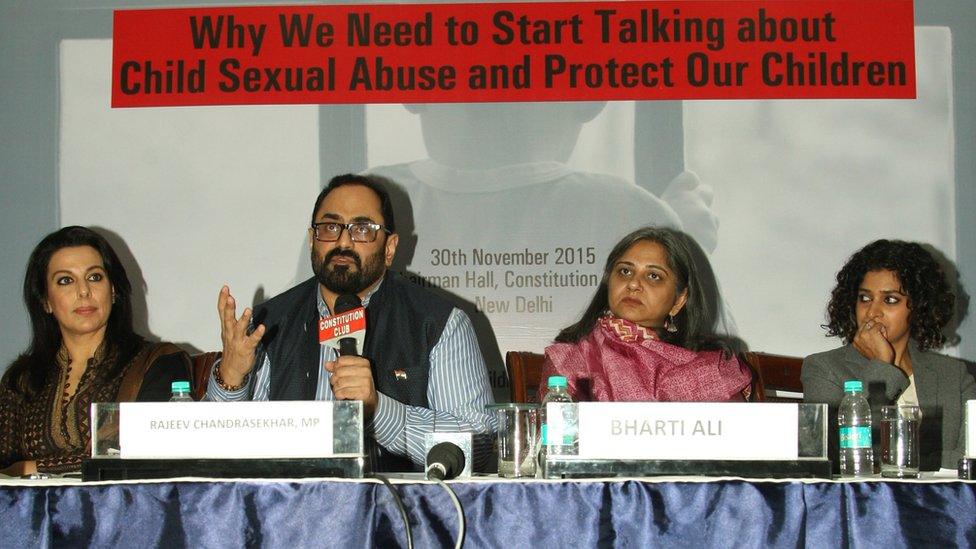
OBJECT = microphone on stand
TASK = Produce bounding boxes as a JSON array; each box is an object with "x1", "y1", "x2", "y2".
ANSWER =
[{"x1": 425, "y1": 441, "x2": 466, "y2": 481}]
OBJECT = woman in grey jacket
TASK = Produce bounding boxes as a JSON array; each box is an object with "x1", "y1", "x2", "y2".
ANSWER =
[{"x1": 802, "y1": 239, "x2": 976, "y2": 470}]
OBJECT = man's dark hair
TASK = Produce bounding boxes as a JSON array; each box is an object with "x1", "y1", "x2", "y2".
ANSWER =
[
  {"x1": 311, "y1": 174, "x2": 396, "y2": 233},
  {"x1": 825, "y1": 239, "x2": 954, "y2": 350}
]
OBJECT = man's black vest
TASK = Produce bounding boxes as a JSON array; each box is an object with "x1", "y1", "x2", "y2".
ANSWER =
[{"x1": 253, "y1": 271, "x2": 454, "y2": 471}]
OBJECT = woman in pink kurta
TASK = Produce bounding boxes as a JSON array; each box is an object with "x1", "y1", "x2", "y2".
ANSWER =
[{"x1": 540, "y1": 227, "x2": 751, "y2": 402}]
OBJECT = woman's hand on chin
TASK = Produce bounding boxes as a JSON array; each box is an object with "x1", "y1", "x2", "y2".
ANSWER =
[{"x1": 852, "y1": 317, "x2": 895, "y2": 365}]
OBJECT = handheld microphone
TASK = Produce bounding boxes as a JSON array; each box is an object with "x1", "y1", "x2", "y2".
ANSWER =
[
  {"x1": 319, "y1": 294, "x2": 365, "y2": 356},
  {"x1": 425, "y1": 441, "x2": 466, "y2": 481},
  {"x1": 334, "y1": 294, "x2": 362, "y2": 356},
  {"x1": 334, "y1": 293, "x2": 362, "y2": 314}
]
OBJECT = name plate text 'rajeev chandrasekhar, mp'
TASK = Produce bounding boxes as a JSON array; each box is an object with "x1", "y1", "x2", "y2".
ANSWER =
[{"x1": 118, "y1": 401, "x2": 347, "y2": 459}]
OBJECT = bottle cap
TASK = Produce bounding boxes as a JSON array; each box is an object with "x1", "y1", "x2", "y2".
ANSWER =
[
  {"x1": 843, "y1": 379, "x2": 863, "y2": 393},
  {"x1": 171, "y1": 380, "x2": 191, "y2": 392},
  {"x1": 547, "y1": 376, "x2": 568, "y2": 388}
]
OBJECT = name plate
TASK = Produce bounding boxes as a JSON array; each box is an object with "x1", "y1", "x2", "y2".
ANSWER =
[
  {"x1": 967, "y1": 401, "x2": 976, "y2": 458},
  {"x1": 577, "y1": 402, "x2": 799, "y2": 460},
  {"x1": 118, "y1": 401, "x2": 350, "y2": 459}
]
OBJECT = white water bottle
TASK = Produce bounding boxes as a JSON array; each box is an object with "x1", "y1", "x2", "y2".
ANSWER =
[
  {"x1": 169, "y1": 381, "x2": 193, "y2": 402},
  {"x1": 540, "y1": 376, "x2": 577, "y2": 457},
  {"x1": 838, "y1": 379, "x2": 874, "y2": 477}
]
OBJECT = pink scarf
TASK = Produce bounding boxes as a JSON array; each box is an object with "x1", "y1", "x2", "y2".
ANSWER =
[
  {"x1": 602, "y1": 315, "x2": 659, "y2": 343},
  {"x1": 542, "y1": 315, "x2": 751, "y2": 402}
]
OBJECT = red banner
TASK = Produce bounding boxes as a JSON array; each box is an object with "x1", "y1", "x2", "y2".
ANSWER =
[{"x1": 111, "y1": 1, "x2": 915, "y2": 107}]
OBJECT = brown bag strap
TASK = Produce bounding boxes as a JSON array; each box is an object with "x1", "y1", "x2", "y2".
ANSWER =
[{"x1": 117, "y1": 342, "x2": 184, "y2": 402}]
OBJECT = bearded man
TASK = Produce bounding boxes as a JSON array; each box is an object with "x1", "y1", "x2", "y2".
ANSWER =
[{"x1": 208, "y1": 174, "x2": 496, "y2": 471}]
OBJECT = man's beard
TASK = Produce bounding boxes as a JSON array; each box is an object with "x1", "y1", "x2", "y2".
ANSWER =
[{"x1": 313, "y1": 246, "x2": 386, "y2": 295}]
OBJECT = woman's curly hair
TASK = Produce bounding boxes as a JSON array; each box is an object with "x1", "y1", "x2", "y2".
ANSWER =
[{"x1": 825, "y1": 239, "x2": 954, "y2": 351}]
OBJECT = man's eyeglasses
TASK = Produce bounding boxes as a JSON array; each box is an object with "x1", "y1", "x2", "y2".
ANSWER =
[{"x1": 311, "y1": 221, "x2": 391, "y2": 243}]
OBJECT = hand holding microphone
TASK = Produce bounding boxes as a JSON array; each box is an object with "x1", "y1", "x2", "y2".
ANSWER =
[
  {"x1": 321, "y1": 294, "x2": 377, "y2": 418},
  {"x1": 325, "y1": 355, "x2": 377, "y2": 419}
]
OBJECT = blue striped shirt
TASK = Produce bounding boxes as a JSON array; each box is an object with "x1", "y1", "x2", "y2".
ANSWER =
[{"x1": 206, "y1": 280, "x2": 497, "y2": 469}]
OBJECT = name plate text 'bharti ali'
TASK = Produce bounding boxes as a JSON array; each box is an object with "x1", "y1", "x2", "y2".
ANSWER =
[
  {"x1": 119, "y1": 401, "x2": 347, "y2": 459},
  {"x1": 577, "y1": 402, "x2": 798, "y2": 460}
]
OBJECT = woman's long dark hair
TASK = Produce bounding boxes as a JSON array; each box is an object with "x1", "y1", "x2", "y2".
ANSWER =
[
  {"x1": 825, "y1": 239, "x2": 954, "y2": 351},
  {"x1": 4, "y1": 226, "x2": 142, "y2": 398},
  {"x1": 555, "y1": 226, "x2": 732, "y2": 352}
]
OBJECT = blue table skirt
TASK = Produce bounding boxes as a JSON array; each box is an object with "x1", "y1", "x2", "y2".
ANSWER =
[{"x1": 3, "y1": 478, "x2": 975, "y2": 548}]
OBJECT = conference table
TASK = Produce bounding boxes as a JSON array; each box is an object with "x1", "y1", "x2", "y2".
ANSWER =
[{"x1": 3, "y1": 473, "x2": 975, "y2": 547}]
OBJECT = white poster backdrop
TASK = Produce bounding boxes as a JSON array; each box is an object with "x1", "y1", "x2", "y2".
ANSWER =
[
  {"x1": 60, "y1": 40, "x2": 319, "y2": 352},
  {"x1": 60, "y1": 29, "x2": 954, "y2": 400},
  {"x1": 363, "y1": 28, "x2": 954, "y2": 359}
]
